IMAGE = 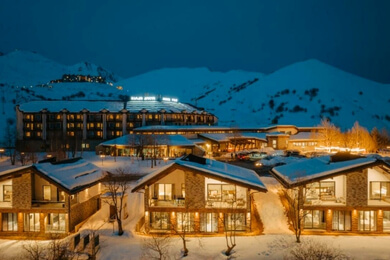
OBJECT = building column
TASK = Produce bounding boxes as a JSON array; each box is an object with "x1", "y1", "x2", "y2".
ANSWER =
[
  {"x1": 83, "y1": 113, "x2": 87, "y2": 140},
  {"x1": 122, "y1": 112, "x2": 127, "y2": 135},
  {"x1": 103, "y1": 113, "x2": 107, "y2": 140},
  {"x1": 326, "y1": 209, "x2": 333, "y2": 232},
  {"x1": 42, "y1": 112, "x2": 47, "y2": 141},
  {"x1": 142, "y1": 113, "x2": 146, "y2": 126},
  {"x1": 160, "y1": 113, "x2": 165, "y2": 125},
  {"x1": 62, "y1": 112, "x2": 67, "y2": 138}
]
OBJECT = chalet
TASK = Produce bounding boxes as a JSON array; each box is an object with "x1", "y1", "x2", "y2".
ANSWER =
[
  {"x1": 271, "y1": 154, "x2": 390, "y2": 234},
  {"x1": 0, "y1": 158, "x2": 104, "y2": 239},
  {"x1": 132, "y1": 154, "x2": 267, "y2": 234}
]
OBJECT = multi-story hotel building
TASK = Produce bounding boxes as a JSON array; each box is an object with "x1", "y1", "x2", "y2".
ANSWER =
[{"x1": 16, "y1": 98, "x2": 218, "y2": 151}]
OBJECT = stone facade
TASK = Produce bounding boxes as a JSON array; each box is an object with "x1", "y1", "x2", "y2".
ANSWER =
[
  {"x1": 185, "y1": 170, "x2": 205, "y2": 209},
  {"x1": 12, "y1": 172, "x2": 32, "y2": 209},
  {"x1": 346, "y1": 170, "x2": 368, "y2": 207},
  {"x1": 69, "y1": 194, "x2": 100, "y2": 232}
]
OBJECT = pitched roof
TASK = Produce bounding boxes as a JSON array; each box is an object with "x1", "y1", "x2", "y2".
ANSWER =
[
  {"x1": 99, "y1": 134, "x2": 196, "y2": 147},
  {"x1": 0, "y1": 158, "x2": 104, "y2": 193},
  {"x1": 132, "y1": 154, "x2": 267, "y2": 192},
  {"x1": 271, "y1": 155, "x2": 387, "y2": 188}
]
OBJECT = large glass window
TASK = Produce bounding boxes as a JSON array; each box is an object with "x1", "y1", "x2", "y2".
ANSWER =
[
  {"x1": 358, "y1": 210, "x2": 377, "y2": 231},
  {"x1": 370, "y1": 182, "x2": 390, "y2": 200},
  {"x1": 150, "y1": 212, "x2": 170, "y2": 230},
  {"x1": 176, "y1": 212, "x2": 194, "y2": 232},
  {"x1": 224, "y1": 213, "x2": 246, "y2": 231},
  {"x1": 200, "y1": 213, "x2": 218, "y2": 233},
  {"x1": 383, "y1": 211, "x2": 390, "y2": 232},
  {"x1": 46, "y1": 213, "x2": 66, "y2": 232},
  {"x1": 3, "y1": 185, "x2": 12, "y2": 202},
  {"x1": 24, "y1": 213, "x2": 40, "y2": 232},
  {"x1": 2, "y1": 213, "x2": 17, "y2": 231},
  {"x1": 43, "y1": 185, "x2": 51, "y2": 200},
  {"x1": 152, "y1": 184, "x2": 173, "y2": 201},
  {"x1": 208, "y1": 184, "x2": 236, "y2": 202},
  {"x1": 304, "y1": 210, "x2": 326, "y2": 229},
  {"x1": 332, "y1": 211, "x2": 351, "y2": 231},
  {"x1": 305, "y1": 181, "x2": 335, "y2": 201}
]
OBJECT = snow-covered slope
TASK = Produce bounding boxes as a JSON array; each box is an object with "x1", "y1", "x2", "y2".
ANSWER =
[
  {"x1": 0, "y1": 50, "x2": 389, "y2": 145},
  {"x1": 117, "y1": 59, "x2": 390, "y2": 130}
]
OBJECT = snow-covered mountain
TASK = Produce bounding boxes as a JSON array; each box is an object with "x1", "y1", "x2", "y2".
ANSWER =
[
  {"x1": 0, "y1": 50, "x2": 389, "y2": 144},
  {"x1": 116, "y1": 60, "x2": 390, "y2": 130}
]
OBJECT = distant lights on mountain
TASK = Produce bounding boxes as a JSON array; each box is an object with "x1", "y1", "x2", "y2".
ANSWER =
[{"x1": 130, "y1": 95, "x2": 178, "y2": 102}]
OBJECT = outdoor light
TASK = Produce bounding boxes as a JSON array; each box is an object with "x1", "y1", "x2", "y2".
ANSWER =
[{"x1": 100, "y1": 154, "x2": 105, "y2": 165}]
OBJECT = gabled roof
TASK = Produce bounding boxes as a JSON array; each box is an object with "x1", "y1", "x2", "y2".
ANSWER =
[
  {"x1": 132, "y1": 154, "x2": 267, "y2": 192},
  {"x1": 271, "y1": 155, "x2": 389, "y2": 188},
  {"x1": 99, "y1": 134, "x2": 196, "y2": 147},
  {"x1": 0, "y1": 158, "x2": 104, "y2": 193},
  {"x1": 199, "y1": 133, "x2": 267, "y2": 143}
]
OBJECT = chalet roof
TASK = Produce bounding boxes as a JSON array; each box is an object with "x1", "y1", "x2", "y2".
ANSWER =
[
  {"x1": 18, "y1": 100, "x2": 208, "y2": 114},
  {"x1": 34, "y1": 158, "x2": 104, "y2": 192},
  {"x1": 132, "y1": 154, "x2": 267, "y2": 192},
  {"x1": 271, "y1": 155, "x2": 389, "y2": 188},
  {"x1": 0, "y1": 158, "x2": 104, "y2": 193},
  {"x1": 99, "y1": 134, "x2": 196, "y2": 147}
]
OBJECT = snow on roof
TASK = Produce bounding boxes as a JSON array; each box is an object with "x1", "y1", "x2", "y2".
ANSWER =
[
  {"x1": 272, "y1": 156, "x2": 378, "y2": 186},
  {"x1": 99, "y1": 134, "x2": 196, "y2": 147},
  {"x1": 199, "y1": 132, "x2": 267, "y2": 142},
  {"x1": 288, "y1": 132, "x2": 320, "y2": 140},
  {"x1": 34, "y1": 158, "x2": 103, "y2": 192},
  {"x1": 135, "y1": 125, "x2": 230, "y2": 131},
  {"x1": 265, "y1": 132, "x2": 289, "y2": 136},
  {"x1": 133, "y1": 155, "x2": 267, "y2": 192},
  {"x1": 0, "y1": 165, "x2": 31, "y2": 178},
  {"x1": 18, "y1": 100, "x2": 207, "y2": 114}
]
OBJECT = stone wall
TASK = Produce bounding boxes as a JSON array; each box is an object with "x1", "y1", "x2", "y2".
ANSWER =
[
  {"x1": 185, "y1": 170, "x2": 205, "y2": 209},
  {"x1": 69, "y1": 195, "x2": 100, "y2": 232},
  {"x1": 12, "y1": 172, "x2": 32, "y2": 209},
  {"x1": 346, "y1": 170, "x2": 368, "y2": 207}
]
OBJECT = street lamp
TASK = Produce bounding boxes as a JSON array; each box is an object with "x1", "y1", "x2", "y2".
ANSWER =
[{"x1": 100, "y1": 154, "x2": 105, "y2": 166}]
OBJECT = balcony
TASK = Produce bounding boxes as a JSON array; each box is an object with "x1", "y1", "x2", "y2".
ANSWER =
[
  {"x1": 32, "y1": 201, "x2": 66, "y2": 209},
  {"x1": 149, "y1": 198, "x2": 185, "y2": 207}
]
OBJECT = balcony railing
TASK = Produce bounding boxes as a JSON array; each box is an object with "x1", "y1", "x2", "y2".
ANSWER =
[{"x1": 32, "y1": 201, "x2": 66, "y2": 208}]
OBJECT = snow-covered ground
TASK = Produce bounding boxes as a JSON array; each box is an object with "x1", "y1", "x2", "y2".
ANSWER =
[{"x1": 1, "y1": 154, "x2": 390, "y2": 259}]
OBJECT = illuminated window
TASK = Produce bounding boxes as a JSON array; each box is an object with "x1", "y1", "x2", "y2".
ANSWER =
[
  {"x1": 224, "y1": 213, "x2": 246, "y2": 231},
  {"x1": 3, "y1": 185, "x2": 12, "y2": 202},
  {"x1": 200, "y1": 213, "x2": 218, "y2": 232},
  {"x1": 67, "y1": 114, "x2": 74, "y2": 120},
  {"x1": 25, "y1": 132, "x2": 31, "y2": 137},
  {"x1": 96, "y1": 123, "x2": 102, "y2": 129},
  {"x1": 115, "y1": 123, "x2": 121, "y2": 128},
  {"x1": 128, "y1": 122, "x2": 134, "y2": 127},
  {"x1": 97, "y1": 131, "x2": 102, "y2": 137},
  {"x1": 43, "y1": 186, "x2": 51, "y2": 200},
  {"x1": 116, "y1": 131, "x2": 122, "y2": 136},
  {"x1": 67, "y1": 131, "x2": 74, "y2": 137},
  {"x1": 2, "y1": 213, "x2": 17, "y2": 231},
  {"x1": 107, "y1": 114, "x2": 114, "y2": 120},
  {"x1": 358, "y1": 210, "x2": 377, "y2": 231},
  {"x1": 24, "y1": 213, "x2": 40, "y2": 232},
  {"x1": 176, "y1": 212, "x2": 195, "y2": 232},
  {"x1": 370, "y1": 182, "x2": 390, "y2": 200},
  {"x1": 37, "y1": 132, "x2": 41, "y2": 137},
  {"x1": 56, "y1": 114, "x2": 61, "y2": 120},
  {"x1": 76, "y1": 114, "x2": 82, "y2": 120},
  {"x1": 115, "y1": 114, "x2": 122, "y2": 120},
  {"x1": 304, "y1": 210, "x2": 326, "y2": 229},
  {"x1": 148, "y1": 114, "x2": 153, "y2": 120},
  {"x1": 332, "y1": 210, "x2": 351, "y2": 231}
]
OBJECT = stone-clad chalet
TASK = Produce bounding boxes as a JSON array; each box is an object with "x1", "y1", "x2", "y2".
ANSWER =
[
  {"x1": 0, "y1": 158, "x2": 104, "y2": 238},
  {"x1": 271, "y1": 154, "x2": 390, "y2": 234},
  {"x1": 132, "y1": 154, "x2": 267, "y2": 234}
]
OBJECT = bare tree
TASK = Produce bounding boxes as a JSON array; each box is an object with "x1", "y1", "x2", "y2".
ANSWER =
[
  {"x1": 317, "y1": 118, "x2": 342, "y2": 148},
  {"x1": 286, "y1": 239, "x2": 349, "y2": 260},
  {"x1": 141, "y1": 234, "x2": 172, "y2": 260},
  {"x1": 222, "y1": 203, "x2": 240, "y2": 256},
  {"x1": 103, "y1": 167, "x2": 130, "y2": 236},
  {"x1": 23, "y1": 234, "x2": 75, "y2": 260},
  {"x1": 279, "y1": 186, "x2": 307, "y2": 243},
  {"x1": 229, "y1": 125, "x2": 242, "y2": 153}
]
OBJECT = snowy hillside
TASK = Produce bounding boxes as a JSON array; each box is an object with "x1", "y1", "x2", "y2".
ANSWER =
[
  {"x1": 117, "y1": 60, "x2": 390, "y2": 130},
  {"x1": 0, "y1": 50, "x2": 389, "y2": 145}
]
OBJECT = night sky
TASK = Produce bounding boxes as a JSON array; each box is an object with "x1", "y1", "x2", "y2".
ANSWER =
[{"x1": 1, "y1": 0, "x2": 390, "y2": 83}]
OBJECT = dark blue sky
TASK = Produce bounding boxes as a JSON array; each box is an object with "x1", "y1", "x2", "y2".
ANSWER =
[{"x1": 1, "y1": 0, "x2": 390, "y2": 83}]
